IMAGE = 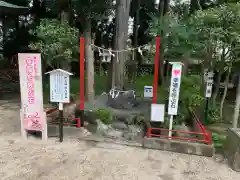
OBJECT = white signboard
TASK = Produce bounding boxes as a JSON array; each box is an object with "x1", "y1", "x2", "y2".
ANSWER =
[
  {"x1": 47, "y1": 69, "x2": 72, "y2": 103},
  {"x1": 144, "y1": 86, "x2": 153, "y2": 98},
  {"x1": 18, "y1": 53, "x2": 45, "y2": 131},
  {"x1": 151, "y1": 104, "x2": 165, "y2": 122},
  {"x1": 205, "y1": 72, "x2": 214, "y2": 98},
  {"x1": 168, "y1": 63, "x2": 183, "y2": 115}
]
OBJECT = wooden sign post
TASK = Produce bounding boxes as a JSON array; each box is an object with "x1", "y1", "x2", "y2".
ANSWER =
[{"x1": 45, "y1": 69, "x2": 73, "y2": 142}]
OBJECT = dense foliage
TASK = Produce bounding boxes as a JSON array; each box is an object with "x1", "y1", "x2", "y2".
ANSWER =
[
  {"x1": 29, "y1": 19, "x2": 79, "y2": 68},
  {"x1": 1, "y1": 0, "x2": 240, "y2": 128}
]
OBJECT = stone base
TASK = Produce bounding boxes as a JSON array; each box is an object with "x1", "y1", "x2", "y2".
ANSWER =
[
  {"x1": 223, "y1": 128, "x2": 240, "y2": 172},
  {"x1": 143, "y1": 137, "x2": 214, "y2": 157},
  {"x1": 47, "y1": 124, "x2": 83, "y2": 138}
]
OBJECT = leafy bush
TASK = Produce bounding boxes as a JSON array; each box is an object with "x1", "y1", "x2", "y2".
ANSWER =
[
  {"x1": 29, "y1": 19, "x2": 79, "y2": 68},
  {"x1": 177, "y1": 75, "x2": 204, "y2": 123},
  {"x1": 180, "y1": 75, "x2": 204, "y2": 107},
  {"x1": 94, "y1": 108, "x2": 113, "y2": 125},
  {"x1": 212, "y1": 132, "x2": 226, "y2": 150},
  {"x1": 207, "y1": 106, "x2": 221, "y2": 124}
]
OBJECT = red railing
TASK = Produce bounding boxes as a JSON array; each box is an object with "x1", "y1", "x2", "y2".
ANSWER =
[
  {"x1": 147, "y1": 108, "x2": 212, "y2": 145},
  {"x1": 46, "y1": 107, "x2": 81, "y2": 128},
  {"x1": 190, "y1": 108, "x2": 212, "y2": 145},
  {"x1": 147, "y1": 128, "x2": 211, "y2": 144},
  {"x1": 46, "y1": 107, "x2": 58, "y2": 114}
]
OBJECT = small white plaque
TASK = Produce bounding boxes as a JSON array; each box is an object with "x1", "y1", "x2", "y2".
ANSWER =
[
  {"x1": 205, "y1": 71, "x2": 214, "y2": 98},
  {"x1": 144, "y1": 85, "x2": 153, "y2": 98},
  {"x1": 205, "y1": 82, "x2": 213, "y2": 98},
  {"x1": 151, "y1": 104, "x2": 165, "y2": 122}
]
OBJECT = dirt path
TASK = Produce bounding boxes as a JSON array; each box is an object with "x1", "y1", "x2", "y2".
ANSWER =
[{"x1": 0, "y1": 99, "x2": 239, "y2": 180}]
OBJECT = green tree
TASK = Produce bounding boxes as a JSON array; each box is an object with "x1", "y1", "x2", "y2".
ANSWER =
[
  {"x1": 44, "y1": 0, "x2": 113, "y2": 105},
  {"x1": 29, "y1": 19, "x2": 79, "y2": 69},
  {"x1": 150, "y1": 2, "x2": 240, "y2": 122},
  {"x1": 191, "y1": 3, "x2": 240, "y2": 114},
  {"x1": 113, "y1": 0, "x2": 132, "y2": 89},
  {"x1": 150, "y1": 14, "x2": 198, "y2": 74}
]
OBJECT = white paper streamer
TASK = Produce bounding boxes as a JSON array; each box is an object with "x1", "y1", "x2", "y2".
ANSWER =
[
  {"x1": 138, "y1": 47, "x2": 143, "y2": 56},
  {"x1": 109, "y1": 49, "x2": 115, "y2": 57},
  {"x1": 98, "y1": 48, "x2": 103, "y2": 56}
]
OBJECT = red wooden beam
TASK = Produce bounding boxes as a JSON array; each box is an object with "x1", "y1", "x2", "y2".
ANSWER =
[
  {"x1": 152, "y1": 36, "x2": 161, "y2": 104},
  {"x1": 80, "y1": 37, "x2": 85, "y2": 110}
]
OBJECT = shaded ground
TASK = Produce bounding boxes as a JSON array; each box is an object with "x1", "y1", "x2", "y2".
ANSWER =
[
  {"x1": 207, "y1": 123, "x2": 232, "y2": 135},
  {"x1": 0, "y1": 99, "x2": 240, "y2": 180}
]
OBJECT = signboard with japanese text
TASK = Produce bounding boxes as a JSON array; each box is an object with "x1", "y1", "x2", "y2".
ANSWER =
[
  {"x1": 168, "y1": 63, "x2": 183, "y2": 115},
  {"x1": 18, "y1": 53, "x2": 44, "y2": 131},
  {"x1": 46, "y1": 69, "x2": 72, "y2": 103},
  {"x1": 144, "y1": 86, "x2": 153, "y2": 98},
  {"x1": 205, "y1": 71, "x2": 214, "y2": 98}
]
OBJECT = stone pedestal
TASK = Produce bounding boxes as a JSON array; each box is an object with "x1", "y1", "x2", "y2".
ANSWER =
[{"x1": 224, "y1": 128, "x2": 240, "y2": 172}]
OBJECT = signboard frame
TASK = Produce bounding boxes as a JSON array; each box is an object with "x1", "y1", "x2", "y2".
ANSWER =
[
  {"x1": 168, "y1": 63, "x2": 182, "y2": 115},
  {"x1": 18, "y1": 53, "x2": 47, "y2": 140},
  {"x1": 46, "y1": 69, "x2": 72, "y2": 103}
]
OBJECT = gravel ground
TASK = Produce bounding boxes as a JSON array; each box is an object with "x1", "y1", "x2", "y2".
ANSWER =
[{"x1": 0, "y1": 99, "x2": 240, "y2": 180}]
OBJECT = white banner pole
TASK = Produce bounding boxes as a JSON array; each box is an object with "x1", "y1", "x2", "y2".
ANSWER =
[
  {"x1": 168, "y1": 115, "x2": 174, "y2": 138},
  {"x1": 168, "y1": 62, "x2": 183, "y2": 138}
]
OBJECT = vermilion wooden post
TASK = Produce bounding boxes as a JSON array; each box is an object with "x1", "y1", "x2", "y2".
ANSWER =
[
  {"x1": 80, "y1": 37, "x2": 85, "y2": 111},
  {"x1": 152, "y1": 36, "x2": 160, "y2": 104}
]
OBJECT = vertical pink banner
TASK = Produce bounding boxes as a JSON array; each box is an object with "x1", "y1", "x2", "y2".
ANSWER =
[{"x1": 18, "y1": 53, "x2": 44, "y2": 131}]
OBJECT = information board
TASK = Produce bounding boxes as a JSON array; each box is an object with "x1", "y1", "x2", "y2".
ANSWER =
[
  {"x1": 49, "y1": 71, "x2": 70, "y2": 103},
  {"x1": 18, "y1": 53, "x2": 44, "y2": 131}
]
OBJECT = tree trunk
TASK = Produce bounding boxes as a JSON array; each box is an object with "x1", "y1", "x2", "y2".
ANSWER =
[
  {"x1": 212, "y1": 71, "x2": 222, "y2": 107},
  {"x1": 232, "y1": 74, "x2": 240, "y2": 128},
  {"x1": 84, "y1": 20, "x2": 95, "y2": 106},
  {"x1": 157, "y1": 0, "x2": 170, "y2": 86},
  {"x1": 158, "y1": 0, "x2": 165, "y2": 16},
  {"x1": 163, "y1": 0, "x2": 170, "y2": 15},
  {"x1": 60, "y1": 10, "x2": 71, "y2": 71},
  {"x1": 189, "y1": 0, "x2": 202, "y2": 14},
  {"x1": 182, "y1": 54, "x2": 190, "y2": 75},
  {"x1": 200, "y1": 65, "x2": 206, "y2": 96},
  {"x1": 32, "y1": 0, "x2": 41, "y2": 25},
  {"x1": 131, "y1": 0, "x2": 140, "y2": 84},
  {"x1": 158, "y1": 50, "x2": 165, "y2": 86},
  {"x1": 212, "y1": 47, "x2": 226, "y2": 107},
  {"x1": 2, "y1": 16, "x2": 6, "y2": 54},
  {"x1": 220, "y1": 66, "x2": 231, "y2": 120},
  {"x1": 113, "y1": 0, "x2": 132, "y2": 89},
  {"x1": 157, "y1": 0, "x2": 165, "y2": 86},
  {"x1": 133, "y1": 0, "x2": 140, "y2": 48},
  {"x1": 200, "y1": 0, "x2": 206, "y2": 8}
]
